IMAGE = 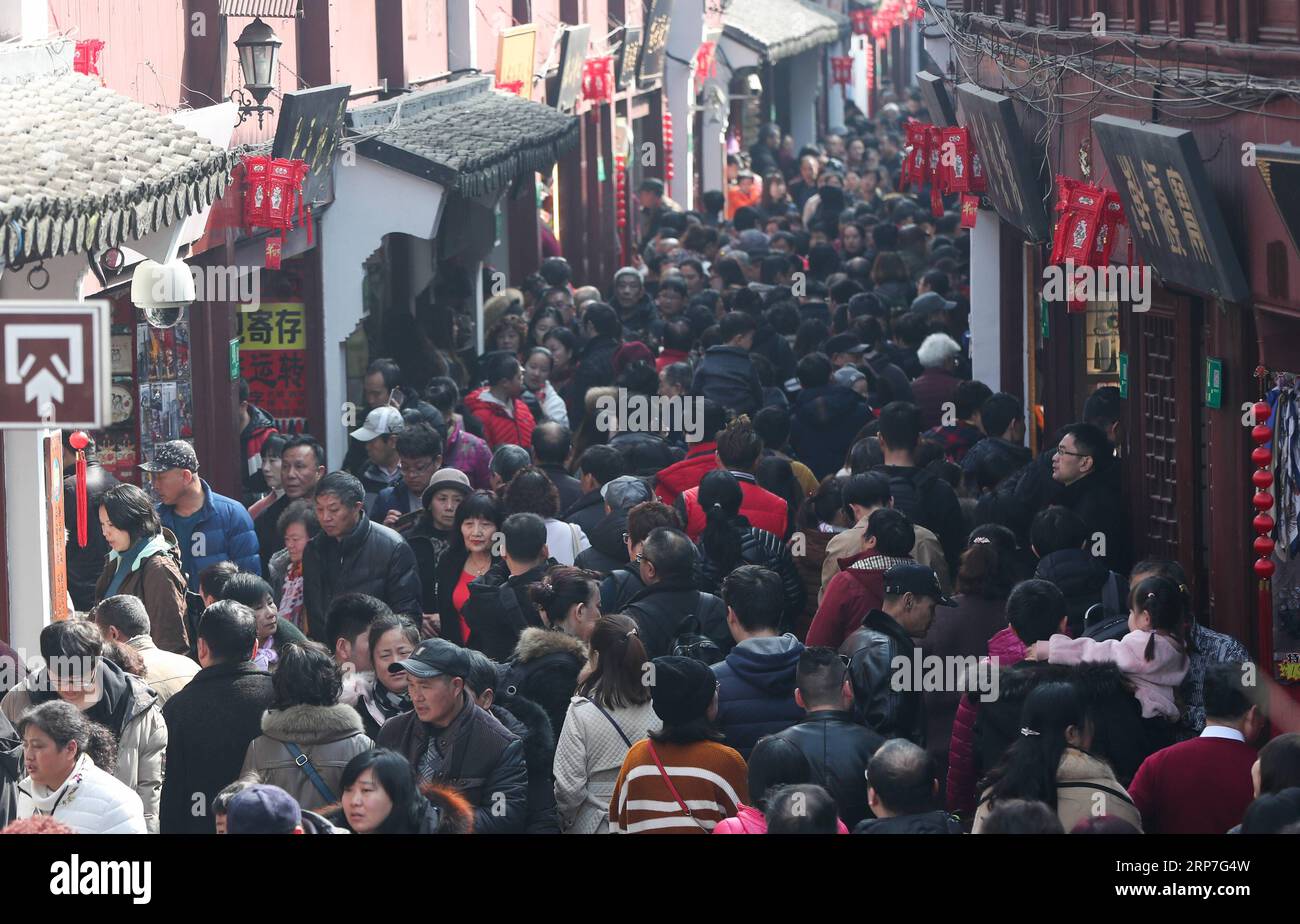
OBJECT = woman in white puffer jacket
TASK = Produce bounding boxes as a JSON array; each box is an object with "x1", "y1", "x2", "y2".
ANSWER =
[{"x1": 15, "y1": 700, "x2": 146, "y2": 834}]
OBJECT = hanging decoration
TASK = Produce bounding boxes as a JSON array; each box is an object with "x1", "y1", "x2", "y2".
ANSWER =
[
  {"x1": 959, "y1": 193, "x2": 980, "y2": 228},
  {"x1": 662, "y1": 109, "x2": 674, "y2": 191},
  {"x1": 694, "y1": 41, "x2": 717, "y2": 91},
  {"x1": 615, "y1": 153, "x2": 629, "y2": 266},
  {"x1": 1252, "y1": 371, "x2": 1277, "y2": 642},
  {"x1": 69, "y1": 430, "x2": 90, "y2": 548},
  {"x1": 899, "y1": 120, "x2": 933, "y2": 192},
  {"x1": 865, "y1": 42, "x2": 875, "y2": 94},
  {"x1": 831, "y1": 56, "x2": 853, "y2": 96},
  {"x1": 850, "y1": 8, "x2": 873, "y2": 35},
  {"x1": 582, "y1": 56, "x2": 615, "y2": 105},
  {"x1": 73, "y1": 40, "x2": 106, "y2": 84},
  {"x1": 1048, "y1": 175, "x2": 1127, "y2": 311},
  {"x1": 242, "y1": 155, "x2": 312, "y2": 270}
]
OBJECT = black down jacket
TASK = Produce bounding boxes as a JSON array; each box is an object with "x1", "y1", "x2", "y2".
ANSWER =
[{"x1": 301, "y1": 514, "x2": 422, "y2": 642}]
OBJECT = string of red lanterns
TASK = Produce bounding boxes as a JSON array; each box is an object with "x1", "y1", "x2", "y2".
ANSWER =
[
  {"x1": 1252, "y1": 371, "x2": 1276, "y2": 640},
  {"x1": 615, "y1": 153, "x2": 628, "y2": 266},
  {"x1": 242, "y1": 155, "x2": 312, "y2": 269},
  {"x1": 662, "y1": 108, "x2": 674, "y2": 191}
]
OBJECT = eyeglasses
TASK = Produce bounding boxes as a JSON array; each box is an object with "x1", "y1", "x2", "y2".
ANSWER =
[{"x1": 1054, "y1": 446, "x2": 1088, "y2": 458}]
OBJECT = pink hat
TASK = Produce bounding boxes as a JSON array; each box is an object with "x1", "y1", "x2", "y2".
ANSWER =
[{"x1": 612, "y1": 341, "x2": 654, "y2": 376}]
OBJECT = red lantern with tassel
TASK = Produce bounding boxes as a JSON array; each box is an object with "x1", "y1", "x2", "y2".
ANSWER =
[
  {"x1": 831, "y1": 56, "x2": 853, "y2": 97},
  {"x1": 694, "y1": 41, "x2": 717, "y2": 90},
  {"x1": 243, "y1": 155, "x2": 312, "y2": 268},
  {"x1": 850, "y1": 8, "x2": 873, "y2": 35},
  {"x1": 582, "y1": 56, "x2": 614, "y2": 105},
  {"x1": 615, "y1": 153, "x2": 629, "y2": 265},
  {"x1": 69, "y1": 431, "x2": 90, "y2": 548},
  {"x1": 1250, "y1": 385, "x2": 1275, "y2": 656},
  {"x1": 662, "y1": 109, "x2": 674, "y2": 190}
]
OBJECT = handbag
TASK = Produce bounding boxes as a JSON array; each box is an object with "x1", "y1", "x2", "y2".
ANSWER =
[
  {"x1": 284, "y1": 743, "x2": 337, "y2": 804},
  {"x1": 645, "y1": 740, "x2": 710, "y2": 832}
]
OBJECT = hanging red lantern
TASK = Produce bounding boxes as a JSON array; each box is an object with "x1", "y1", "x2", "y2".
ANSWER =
[
  {"x1": 242, "y1": 155, "x2": 312, "y2": 267},
  {"x1": 582, "y1": 56, "x2": 614, "y2": 104},
  {"x1": 865, "y1": 42, "x2": 875, "y2": 95},
  {"x1": 850, "y1": 8, "x2": 873, "y2": 34},
  {"x1": 662, "y1": 109, "x2": 674, "y2": 189},
  {"x1": 831, "y1": 56, "x2": 853, "y2": 96},
  {"x1": 1251, "y1": 375, "x2": 1275, "y2": 639},
  {"x1": 694, "y1": 42, "x2": 717, "y2": 89},
  {"x1": 68, "y1": 430, "x2": 90, "y2": 548},
  {"x1": 74, "y1": 40, "x2": 106, "y2": 84}
]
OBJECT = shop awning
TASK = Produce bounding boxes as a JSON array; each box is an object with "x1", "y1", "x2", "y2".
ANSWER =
[
  {"x1": 218, "y1": 0, "x2": 303, "y2": 16},
  {"x1": 0, "y1": 72, "x2": 239, "y2": 265},
  {"x1": 722, "y1": 0, "x2": 850, "y2": 65},
  {"x1": 348, "y1": 76, "x2": 580, "y2": 200}
]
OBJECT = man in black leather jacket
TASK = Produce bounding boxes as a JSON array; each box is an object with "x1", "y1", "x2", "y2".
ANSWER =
[
  {"x1": 840, "y1": 562, "x2": 955, "y2": 744},
  {"x1": 854, "y1": 738, "x2": 962, "y2": 834},
  {"x1": 774, "y1": 646, "x2": 885, "y2": 829},
  {"x1": 623, "y1": 527, "x2": 728, "y2": 660}
]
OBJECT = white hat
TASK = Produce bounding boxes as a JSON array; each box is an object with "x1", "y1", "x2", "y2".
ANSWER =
[{"x1": 351, "y1": 406, "x2": 405, "y2": 442}]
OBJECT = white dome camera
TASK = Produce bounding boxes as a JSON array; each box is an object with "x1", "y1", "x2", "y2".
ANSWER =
[{"x1": 131, "y1": 258, "x2": 196, "y2": 329}]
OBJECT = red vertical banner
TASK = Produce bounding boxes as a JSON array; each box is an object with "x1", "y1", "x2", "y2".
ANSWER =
[{"x1": 45, "y1": 435, "x2": 69, "y2": 621}]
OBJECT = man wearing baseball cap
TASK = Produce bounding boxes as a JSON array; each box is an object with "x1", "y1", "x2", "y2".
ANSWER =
[
  {"x1": 225, "y1": 782, "x2": 345, "y2": 834},
  {"x1": 146, "y1": 439, "x2": 261, "y2": 592},
  {"x1": 839, "y1": 561, "x2": 955, "y2": 744},
  {"x1": 377, "y1": 638, "x2": 527, "y2": 834},
  {"x1": 371, "y1": 423, "x2": 444, "y2": 528},
  {"x1": 350, "y1": 406, "x2": 405, "y2": 512}
]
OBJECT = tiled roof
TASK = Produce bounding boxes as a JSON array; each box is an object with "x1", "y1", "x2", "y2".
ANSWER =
[
  {"x1": 0, "y1": 72, "x2": 238, "y2": 265},
  {"x1": 348, "y1": 76, "x2": 580, "y2": 199},
  {"x1": 218, "y1": 0, "x2": 303, "y2": 16},
  {"x1": 723, "y1": 0, "x2": 850, "y2": 63}
]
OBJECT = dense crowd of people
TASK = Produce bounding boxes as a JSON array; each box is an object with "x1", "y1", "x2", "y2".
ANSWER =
[{"x1": 0, "y1": 90, "x2": 1290, "y2": 837}]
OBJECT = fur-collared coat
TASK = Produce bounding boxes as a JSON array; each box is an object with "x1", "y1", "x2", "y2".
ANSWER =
[
  {"x1": 321, "y1": 780, "x2": 475, "y2": 834},
  {"x1": 501, "y1": 627, "x2": 589, "y2": 742},
  {"x1": 240, "y1": 703, "x2": 374, "y2": 810}
]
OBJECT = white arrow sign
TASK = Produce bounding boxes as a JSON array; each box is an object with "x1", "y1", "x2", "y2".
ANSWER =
[{"x1": 4, "y1": 323, "x2": 85, "y2": 417}]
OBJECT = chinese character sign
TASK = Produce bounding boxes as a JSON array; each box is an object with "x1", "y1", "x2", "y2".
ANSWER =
[{"x1": 237, "y1": 303, "x2": 309, "y2": 428}]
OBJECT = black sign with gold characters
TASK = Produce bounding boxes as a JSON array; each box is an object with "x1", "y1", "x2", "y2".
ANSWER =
[
  {"x1": 615, "y1": 26, "x2": 643, "y2": 90},
  {"x1": 917, "y1": 71, "x2": 957, "y2": 127},
  {"x1": 1093, "y1": 115, "x2": 1249, "y2": 303},
  {"x1": 1256, "y1": 143, "x2": 1300, "y2": 266},
  {"x1": 272, "y1": 83, "x2": 351, "y2": 207},
  {"x1": 637, "y1": 0, "x2": 675, "y2": 85},
  {"x1": 956, "y1": 83, "x2": 1050, "y2": 242},
  {"x1": 549, "y1": 24, "x2": 591, "y2": 113}
]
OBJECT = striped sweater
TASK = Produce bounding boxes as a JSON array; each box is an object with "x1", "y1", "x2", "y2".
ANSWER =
[{"x1": 609, "y1": 739, "x2": 749, "y2": 834}]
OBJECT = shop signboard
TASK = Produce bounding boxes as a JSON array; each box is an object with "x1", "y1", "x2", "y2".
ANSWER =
[
  {"x1": 273, "y1": 83, "x2": 351, "y2": 207},
  {"x1": 955, "y1": 83, "x2": 1051, "y2": 242},
  {"x1": 549, "y1": 25, "x2": 591, "y2": 113},
  {"x1": 638, "y1": 0, "x2": 675, "y2": 85}
]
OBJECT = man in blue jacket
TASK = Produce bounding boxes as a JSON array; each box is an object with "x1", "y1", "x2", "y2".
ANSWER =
[
  {"x1": 146, "y1": 440, "x2": 261, "y2": 591},
  {"x1": 711, "y1": 565, "x2": 805, "y2": 759}
]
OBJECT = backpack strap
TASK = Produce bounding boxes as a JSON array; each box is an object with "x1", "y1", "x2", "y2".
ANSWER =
[{"x1": 284, "y1": 742, "x2": 337, "y2": 804}]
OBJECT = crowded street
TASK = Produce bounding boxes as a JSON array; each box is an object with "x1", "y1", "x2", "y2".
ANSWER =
[{"x1": 0, "y1": 0, "x2": 1297, "y2": 892}]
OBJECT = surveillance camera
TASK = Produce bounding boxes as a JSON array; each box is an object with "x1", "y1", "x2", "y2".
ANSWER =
[{"x1": 132, "y1": 258, "x2": 195, "y2": 328}]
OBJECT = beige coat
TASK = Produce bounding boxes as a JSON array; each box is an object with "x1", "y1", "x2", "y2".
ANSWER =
[
  {"x1": 240, "y1": 703, "x2": 373, "y2": 810},
  {"x1": 128, "y1": 635, "x2": 199, "y2": 705},
  {"x1": 818, "y1": 517, "x2": 951, "y2": 605},
  {"x1": 972, "y1": 747, "x2": 1144, "y2": 833},
  {"x1": 2, "y1": 670, "x2": 167, "y2": 833},
  {"x1": 553, "y1": 695, "x2": 662, "y2": 834}
]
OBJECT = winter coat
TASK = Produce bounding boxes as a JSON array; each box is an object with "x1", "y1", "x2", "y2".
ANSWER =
[
  {"x1": 946, "y1": 625, "x2": 1025, "y2": 817},
  {"x1": 157, "y1": 480, "x2": 262, "y2": 591},
  {"x1": 321, "y1": 780, "x2": 476, "y2": 834},
  {"x1": 714, "y1": 803, "x2": 851, "y2": 834},
  {"x1": 854, "y1": 810, "x2": 963, "y2": 834},
  {"x1": 358, "y1": 462, "x2": 401, "y2": 514},
  {"x1": 960, "y1": 435, "x2": 1031, "y2": 488},
  {"x1": 609, "y1": 738, "x2": 749, "y2": 833},
  {"x1": 711, "y1": 635, "x2": 805, "y2": 758},
  {"x1": 490, "y1": 695, "x2": 560, "y2": 834},
  {"x1": 871, "y1": 463, "x2": 965, "y2": 574},
  {"x1": 910, "y1": 368, "x2": 962, "y2": 431},
  {"x1": 377, "y1": 690, "x2": 529, "y2": 834},
  {"x1": 502, "y1": 627, "x2": 588, "y2": 742},
  {"x1": 972, "y1": 447, "x2": 1058, "y2": 544},
  {"x1": 402, "y1": 516, "x2": 451, "y2": 617},
  {"x1": 575, "y1": 508, "x2": 630, "y2": 575},
  {"x1": 696, "y1": 525, "x2": 805, "y2": 631},
  {"x1": 623, "y1": 581, "x2": 731, "y2": 661},
  {"x1": 789, "y1": 385, "x2": 875, "y2": 480},
  {"x1": 540, "y1": 463, "x2": 584, "y2": 514},
  {"x1": 974, "y1": 660, "x2": 1158, "y2": 791},
  {"x1": 1055, "y1": 464, "x2": 1130, "y2": 573},
  {"x1": 16, "y1": 753, "x2": 146, "y2": 834},
  {"x1": 599, "y1": 568, "x2": 645, "y2": 615},
  {"x1": 444, "y1": 419, "x2": 493, "y2": 491},
  {"x1": 926, "y1": 422, "x2": 986, "y2": 465},
  {"x1": 841, "y1": 609, "x2": 926, "y2": 744},
  {"x1": 1181, "y1": 622, "x2": 1252, "y2": 733},
  {"x1": 254, "y1": 492, "x2": 294, "y2": 573},
  {"x1": 240, "y1": 404, "x2": 279, "y2": 503},
  {"x1": 545, "y1": 518, "x2": 591, "y2": 566},
  {"x1": 160, "y1": 659, "x2": 275, "y2": 834},
  {"x1": 553, "y1": 696, "x2": 661, "y2": 833},
  {"x1": 792, "y1": 528, "x2": 836, "y2": 639},
  {"x1": 1034, "y1": 549, "x2": 1113, "y2": 635},
  {"x1": 2, "y1": 663, "x2": 166, "y2": 833},
  {"x1": 63, "y1": 461, "x2": 120, "y2": 611},
  {"x1": 0, "y1": 710, "x2": 19, "y2": 830},
  {"x1": 240, "y1": 704, "x2": 375, "y2": 810},
  {"x1": 818, "y1": 517, "x2": 951, "y2": 603},
  {"x1": 570, "y1": 336, "x2": 620, "y2": 423},
  {"x1": 609, "y1": 432, "x2": 684, "y2": 478},
  {"x1": 654, "y1": 442, "x2": 719, "y2": 505},
  {"x1": 774, "y1": 709, "x2": 885, "y2": 830},
  {"x1": 808, "y1": 551, "x2": 912, "y2": 649},
  {"x1": 93, "y1": 529, "x2": 190, "y2": 654},
  {"x1": 370, "y1": 479, "x2": 426, "y2": 524},
  {"x1": 691, "y1": 345, "x2": 763, "y2": 418},
  {"x1": 1038, "y1": 629, "x2": 1189, "y2": 721},
  {"x1": 427, "y1": 546, "x2": 484, "y2": 648},
  {"x1": 461, "y1": 560, "x2": 550, "y2": 663},
  {"x1": 679, "y1": 472, "x2": 789, "y2": 540},
  {"x1": 464, "y1": 387, "x2": 536, "y2": 450},
  {"x1": 301, "y1": 513, "x2": 423, "y2": 642},
  {"x1": 752, "y1": 324, "x2": 798, "y2": 390},
  {"x1": 126, "y1": 634, "x2": 199, "y2": 705},
  {"x1": 922, "y1": 594, "x2": 1008, "y2": 788},
  {"x1": 563, "y1": 489, "x2": 606, "y2": 540},
  {"x1": 973, "y1": 747, "x2": 1143, "y2": 833}
]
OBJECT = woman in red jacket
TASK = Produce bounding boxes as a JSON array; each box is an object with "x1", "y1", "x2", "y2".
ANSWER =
[{"x1": 464, "y1": 352, "x2": 536, "y2": 451}]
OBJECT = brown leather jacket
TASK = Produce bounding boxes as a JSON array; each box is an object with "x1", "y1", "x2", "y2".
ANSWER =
[{"x1": 93, "y1": 529, "x2": 189, "y2": 654}]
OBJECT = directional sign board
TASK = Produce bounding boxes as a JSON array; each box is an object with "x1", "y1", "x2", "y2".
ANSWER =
[{"x1": 0, "y1": 301, "x2": 110, "y2": 429}]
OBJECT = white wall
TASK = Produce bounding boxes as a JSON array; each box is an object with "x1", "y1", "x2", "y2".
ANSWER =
[
  {"x1": 320, "y1": 157, "x2": 445, "y2": 468},
  {"x1": 446, "y1": 0, "x2": 477, "y2": 71},
  {"x1": 0, "y1": 0, "x2": 47, "y2": 41},
  {"x1": 789, "y1": 51, "x2": 820, "y2": 149},
  {"x1": 665, "y1": 0, "x2": 705, "y2": 210},
  {"x1": 969, "y1": 212, "x2": 1002, "y2": 390},
  {"x1": 826, "y1": 42, "x2": 845, "y2": 130}
]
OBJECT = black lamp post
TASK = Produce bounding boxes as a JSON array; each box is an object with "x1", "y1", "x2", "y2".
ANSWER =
[{"x1": 232, "y1": 17, "x2": 282, "y2": 127}]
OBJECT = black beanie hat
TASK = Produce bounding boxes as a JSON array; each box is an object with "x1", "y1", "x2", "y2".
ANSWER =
[{"x1": 650, "y1": 656, "x2": 717, "y2": 726}]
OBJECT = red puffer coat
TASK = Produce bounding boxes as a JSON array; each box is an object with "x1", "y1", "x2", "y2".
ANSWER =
[
  {"x1": 464, "y1": 387, "x2": 536, "y2": 450},
  {"x1": 678, "y1": 471, "x2": 788, "y2": 540},
  {"x1": 654, "y1": 442, "x2": 718, "y2": 505},
  {"x1": 945, "y1": 625, "x2": 1026, "y2": 817}
]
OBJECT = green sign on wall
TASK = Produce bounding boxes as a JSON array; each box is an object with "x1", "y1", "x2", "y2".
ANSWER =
[
  {"x1": 229, "y1": 338, "x2": 240, "y2": 382},
  {"x1": 1040, "y1": 298, "x2": 1049, "y2": 341},
  {"x1": 1205, "y1": 357, "x2": 1224, "y2": 409},
  {"x1": 1118, "y1": 353, "x2": 1129, "y2": 398}
]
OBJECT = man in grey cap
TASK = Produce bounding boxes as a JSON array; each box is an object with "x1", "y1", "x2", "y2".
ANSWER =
[
  {"x1": 377, "y1": 638, "x2": 528, "y2": 833},
  {"x1": 574, "y1": 475, "x2": 655, "y2": 573},
  {"x1": 840, "y1": 561, "x2": 956, "y2": 744},
  {"x1": 146, "y1": 439, "x2": 261, "y2": 591},
  {"x1": 350, "y1": 405, "x2": 405, "y2": 512}
]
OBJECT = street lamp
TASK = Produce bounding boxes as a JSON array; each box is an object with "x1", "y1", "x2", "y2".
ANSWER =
[{"x1": 232, "y1": 17, "x2": 282, "y2": 127}]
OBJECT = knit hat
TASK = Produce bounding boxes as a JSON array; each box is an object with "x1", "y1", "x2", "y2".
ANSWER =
[
  {"x1": 226, "y1": 784, "x2": 301, "y2": 834},
  {"x1": 612, "y1": 341, "x2": 654, "y2": 376},
  {"x1": 650, "y1": 656, "x2": 718, "y2": 726}
]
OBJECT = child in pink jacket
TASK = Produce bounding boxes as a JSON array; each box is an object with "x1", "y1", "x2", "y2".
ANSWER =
[{"x1": 1026, "y1": 576, "x2": 1189, "y2": 720}]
